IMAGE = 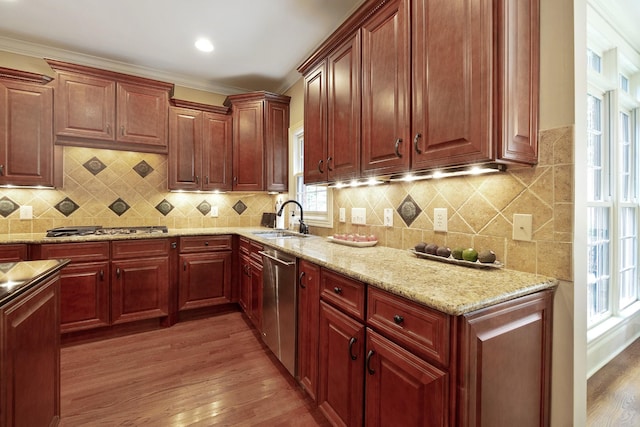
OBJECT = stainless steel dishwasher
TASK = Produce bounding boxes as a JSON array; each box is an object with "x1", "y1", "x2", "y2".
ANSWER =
[{"x1": 259, "y1": 248, "x2": 297, "y2": 377}]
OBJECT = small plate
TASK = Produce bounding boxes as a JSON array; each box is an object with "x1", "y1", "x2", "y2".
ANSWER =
[
  {"x1": 327, "y1": 236, "x2": 378, "y2": 247},
  {"x1": 409, "y1": 249, "x2": 503, "y2": 269}
]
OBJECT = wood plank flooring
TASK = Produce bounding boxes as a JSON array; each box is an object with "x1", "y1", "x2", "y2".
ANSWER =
[
  {"x1": 588, "y1": 338, "x2": 640, "y2": 426},
  {"x1": 60, "y1": 311, "x2": 330, "y2": 426}
]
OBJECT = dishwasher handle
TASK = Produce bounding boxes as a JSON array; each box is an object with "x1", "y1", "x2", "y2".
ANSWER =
[{"x1": 258, "y1": 250, "x2": 297, "y2": 267}]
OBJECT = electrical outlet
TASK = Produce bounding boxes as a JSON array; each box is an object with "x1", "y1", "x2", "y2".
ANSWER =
[
  {"x1": 434, "y1": 208, "x2": 447, "y2": 232},
  {"x1": 384, "y1": 208, "x2": 393, "y2": 227},
  {"x1": 19, "y1": 206, "x2": 33, "y2": 220},
  {"x1": 210, "y1": 206, "x2": 219, "y2": 217},
  {"x1": 351, "y1": 208, "x2": 366, "y2": 225},
  {"x1": 339, "y1": 208, "x2": 346, "y2": 223},
  {"x1": 513, "y1": 214, "x2": 533, "y2": 241}
]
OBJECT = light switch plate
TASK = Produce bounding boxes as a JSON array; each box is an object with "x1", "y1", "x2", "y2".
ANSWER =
[
  {"x1": 434, "y1": 208, "x2": 447, "y2": 232},
  {"x1": 19, "y1": 206, "x2": 32, "y2": 220},
  {"x1": 210, "y1": 206, "x2": 219, "y2": 217},
  {"x1": 383, "y1": 208, "x2": 393, "y2": 227},
  {"x1": 513, "y1": 214, "x2": 533, "y2": 241},
  {"x1": 339, "y1": 208, "x2": 346, "y2": 223},
  {"x1": 351, "y1": 208, "x2": 366, "y2": 225}
]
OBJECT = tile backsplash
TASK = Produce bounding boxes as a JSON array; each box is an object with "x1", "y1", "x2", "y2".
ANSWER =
[{"x1": 0, "y1": 126, "x2": 572, "y2": 281}]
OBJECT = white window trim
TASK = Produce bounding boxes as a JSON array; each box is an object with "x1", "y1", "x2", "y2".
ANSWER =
[{"x1": 288, "y1": 121, "x2": 333, "y2": 228}]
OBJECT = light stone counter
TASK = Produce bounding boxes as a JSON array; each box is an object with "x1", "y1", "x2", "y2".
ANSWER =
[{"x1": 0, "y1": 227, "x2": 557, "y2": 315}]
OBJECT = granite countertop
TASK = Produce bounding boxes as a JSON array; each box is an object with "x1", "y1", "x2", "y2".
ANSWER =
[
  {"x1": 0, "y1": 228, "x2": 558, "y2": 315},
  {"x1": 0, "y1": 259, "x2": 70, "y2": 306}
]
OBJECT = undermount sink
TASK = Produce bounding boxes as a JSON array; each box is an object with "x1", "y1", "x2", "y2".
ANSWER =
[{"x1": 251, "y1": 230, "x2": 311, "y2": 239}]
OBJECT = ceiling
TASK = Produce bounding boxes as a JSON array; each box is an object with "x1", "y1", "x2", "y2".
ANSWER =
[
  {"x1": 589, "y1": 0, "x2": 640, "y2": 52},
  {"x1": 0, "y1": 0, "x2": 365, "y2": 95}
]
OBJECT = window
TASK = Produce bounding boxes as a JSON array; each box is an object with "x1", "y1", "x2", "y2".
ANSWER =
[
  {"x1": 289, "y1": 124, "x2": 333, "y2": 228},
  {"x1": 586, "y1": 44, "x2": 640, "y2": 334}
]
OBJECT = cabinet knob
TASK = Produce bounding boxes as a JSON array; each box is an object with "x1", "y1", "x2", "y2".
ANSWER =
[
  {"x1": 317, "y1": 159, "x2": 324, "y2": 174},
  {"x1": 393, "y1": 314, "x2": 404, "y2": 325},
  {"x1": 348, "y1": 337, "x2": 358, "y2": 361},
  {"x1": 204, "y1": 241, "x2": 209, "y2": 246},
  {"x1": 413, "y1": 133, "x2": 422, "y2": 154},
  {"x1": 171, "y1": 242, "x2": 177, "y2": 249},
  {"x1": 333, "y1": 287, "x2": 342, "y2": 295},
  {"x1": 394, "y1": 138, "x2": 403, "y2": 158}
]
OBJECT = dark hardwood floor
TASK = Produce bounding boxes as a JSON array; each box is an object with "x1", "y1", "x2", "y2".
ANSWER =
[
  {"x1": 588, "y1": 338, "x2": 640, "y2": 426},
  {"x1": 60, "y1": 311, "x2": 330, "y2": 426}
]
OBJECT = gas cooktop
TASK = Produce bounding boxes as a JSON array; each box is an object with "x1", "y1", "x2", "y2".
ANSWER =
[{"x1": 45, "y1": 226, "x2": 168, "y2": 237}]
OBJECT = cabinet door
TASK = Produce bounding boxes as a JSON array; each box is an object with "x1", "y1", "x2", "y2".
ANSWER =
[
  {"x1": 111, "y1": 256, "x2": 169, "y2": 324},
  {"x1": 411, "y1": 0, "x2": 492, "y2": 169},
  {"x1": 116, "y1": 82, "x2": 169, "y2": 150},
  {"x1": 54, "y1": 71, "x2": 116, "y2": 141},
  {"x1": 0, "y1": 80, "x2": 55, "y2": 186},
  {"x1": 250, "y1": 258, "x2": 263, "y2": 330},
  {"x1": 327, "y1": 32, "x2": 361, "y2": 182},
  {"x1": 365, "y1": 329, "x2": 448, "y2": 427},
  {"x1": 297, "y1": 260, "x2": 321, "y2": 400},
  {"x1": 318, "y1": 301, "x2": 365, "y2": 427},
  {"x1": 59, "y1": 261, "x2": 110, "y2": 333},
  {"x1": 265, "y1": 100, "x2": 289, "y2": 192},
  {"x1": 496, "y1": 0, "x2": 539, "y2": 164},
  {"x1": 202, "y1": 112, "x2": 233, "y2": 191},
  {"x1": 232, "y1": 100, "x2": 264, "y2": 191},
  {"x1": 168, "y1": 107, "x2": 202, "y2": 190},
  {"x1": 457, "y1": 290, "x2": 553, "y2": 427},
  {"x1": 361, "y1": 0, "x2": 411, "y2": 177},
  {"x1": 178, "y1": 251, "x2": 232, "y2": 310},
  {"x1": 239, "y1": 253, "x2": 252, "y2": 313},
  {"x1": 2, "y1": 275, "x2": 60, "y2": 427},
  {"x1": 303, "y1": 62, "x2": 328, "y2": 184}
]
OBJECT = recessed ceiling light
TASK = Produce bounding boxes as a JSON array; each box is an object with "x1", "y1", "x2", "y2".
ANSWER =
[{"x1": 195, "y1": 38, "x2": 214, "y2": 53}]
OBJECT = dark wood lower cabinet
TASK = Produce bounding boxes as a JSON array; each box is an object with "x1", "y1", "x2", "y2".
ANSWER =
[
  {"x1": 1, "y1": 274, "x2": 60, "y2": 427},
  {"x1": 297, "y1": 260, "x2": 321, "y2": 400},
  {"x1": 238, "y1": 238, "x2": 263, "y2": 330},
  {"x1": 59, "y1": 261, "x2": 110, "y2": 332},
  {"x1": 179, "y1": 251, "x2": 232, "y2": 310},
  {"x1": 365, "y1": 329, "x2": 447, "y2": 427},
  {"x1": 318, "y1": 301, "x2": 365, "y2": 427}
]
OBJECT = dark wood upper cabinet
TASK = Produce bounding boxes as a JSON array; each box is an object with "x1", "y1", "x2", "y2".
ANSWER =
[
  {"x1": 361, "y1": 0, "x2": 411, "y2": 177},
  {"x1": 168, "y1": 100, "x2": 232, "y2": 191},
  {"x1": 299, "y1": 0, "x2": 540, "y2": 183},
  {"x1": 46, "y1": 59, "x2": 173, "y2": 154},
  {"x1": 0, "y1": 69, "x2": 61, "y2": 187},
  {"x1": 224, "y1": 92, "x2": 290, "y2": 192},
  {"x1": 411, "y1": 0, "x2": 492, "y2": 169}
]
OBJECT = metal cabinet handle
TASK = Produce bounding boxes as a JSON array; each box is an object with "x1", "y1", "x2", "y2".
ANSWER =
[
  {"x1": 393, "y1": 314, "x2": 404, "y2": 325},
  {"x1": 333, "y1": 287, "x2": 342, "y2": 295},
  {"x1": 0, "y1": 165, "x2": 4, "y2": 176},
  {"x1": 414, "y1": 133, "x2": 422, "y2": 154},
  {"x1": 183, "y1": 261, "x2": 187, "y2": 271},
  {"x1": 121, "y1": 126, "x2": 125, "y2": 136},
  {"x1": 348, "y1": 337, "x2": 358, "y2": 360},
  {"x1": 394, "y1": 138, "x2": 403, "y2": 158},
  {"x1": 206, "y1": 176, "x2": 210, "y2": 184},
  {"x1": 195, "y1": 175, "x2": 199, "y2": 184},
  {"x1": 99, "y1": 270, "x2": 104, "y2": 280},
  {"x1": 106, "y1": 124, "x2": 111, "y2": 135},
  {"x1": 366, "y1": 349, "x2": 376, "y2": 375},
  {"x1": 327, "y1": 156, "x2": 333, "y2": 172},
  {"x1": 299, "y1": 271, "x2": 306, "y2": 288},
  {"x1": 317, "y1": 159, "x2": 324, "y2": 174},
  {"x1": 171, "y1": 242, "x2": 177, "y2": 249},
  {"x1": 116, "y1": 268, "x2": 121, "y2": 278}
]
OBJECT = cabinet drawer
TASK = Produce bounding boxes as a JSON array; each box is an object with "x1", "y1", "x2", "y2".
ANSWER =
[
  {"x1": 179, "y1": 235, "x2": 232, "y2": 253},
  {"x1": 0, "y1": 244, "x2": 28, "y2": 261},
  {"x1": 321, "y1": 269, "x2": 366, "y2": 321},
  {"x1": 111, "y1": 239, "x2": 169, "y2": 259},
  {"x1": 240, "y1": 237, "x2": 263, "y2": 262},
  {"x1": 37, "y1": 242, "x2": 110, "y2": 262},
  {"x1": 367, "y1": 287, "x2": 449, "y2": 367}
]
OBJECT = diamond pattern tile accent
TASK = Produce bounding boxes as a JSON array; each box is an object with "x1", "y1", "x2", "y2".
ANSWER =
[
  {"x1": 55, "y1": 197, "x2": 80, "y2": 217},
  {"x1": 233, "y1": 200, "x2": 247, "y2": 215},
  {"x1": 397, "y1": 195, "x2": 422, "y2": 227},
  {"x1": 197, "y1": 200, "x2": 211, "y2": 216},
  {"x1": 83, "y1": 156, "x2": 107, "y2": 175},
  {"x1": 109, "y1": 198, "x2": 130, "y2": 216},
  {"x1": 133, "y1": 160, "x2": 154, "y2": 178},
  {"x1": 155, "y1": 199, "x2": 174, "y2": 216},
  {"x1": 0, "y1": 197, "x2": 18, "y2": 218}
]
